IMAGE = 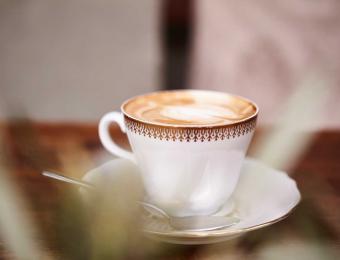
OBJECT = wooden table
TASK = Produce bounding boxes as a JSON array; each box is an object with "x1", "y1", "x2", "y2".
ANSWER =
[{"x1": 1, "y1": 122, "x2": 339, "y2": 259}]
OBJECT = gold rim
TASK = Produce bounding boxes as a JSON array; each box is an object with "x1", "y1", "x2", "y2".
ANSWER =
[
  {"x1": 143, "y1": 199, "x2": 300, "y2": 238},
  {"x1": 121, "y1": 89, "x2": 259, "y2": 129}
]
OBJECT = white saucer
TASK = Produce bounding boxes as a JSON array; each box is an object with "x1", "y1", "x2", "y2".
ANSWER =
[{"x1": 82, "y1": 158, "x2": 301, "y2": 245}]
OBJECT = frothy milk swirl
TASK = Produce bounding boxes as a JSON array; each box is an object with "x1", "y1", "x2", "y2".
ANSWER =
[
  {"x1": 123, "y1": 90, "x2": 256, "y2": 126},
  {"x1": 160, "y1": 105, "x2": 241, "y2": 124}
]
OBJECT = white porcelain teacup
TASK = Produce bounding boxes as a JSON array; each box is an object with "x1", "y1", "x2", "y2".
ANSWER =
[{"x1": 99, "y1": 90, "x2": 258, "y2": 217}]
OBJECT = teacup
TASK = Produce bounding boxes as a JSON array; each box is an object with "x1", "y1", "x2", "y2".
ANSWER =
[{"x1": 99, "y1": 90, "x2": 258, "y2": 217}]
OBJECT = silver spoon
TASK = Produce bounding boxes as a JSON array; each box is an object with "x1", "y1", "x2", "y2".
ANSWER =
[{"x1": 42, "y1": 171, "x2": 239, "y2": 231}]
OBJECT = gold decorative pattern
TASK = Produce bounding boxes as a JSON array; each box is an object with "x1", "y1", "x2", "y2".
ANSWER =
[{"x1": 124, "y1": 116, "x2": 257, "y2": 142}]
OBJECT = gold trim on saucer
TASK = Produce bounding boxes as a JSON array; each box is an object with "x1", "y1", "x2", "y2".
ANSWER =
[
  {"x1": 143, "y1": 199, "x2": 300, "y2": 239},
  {"x1": 124, "y1": 116, "x2": 257, "y2": 142}
]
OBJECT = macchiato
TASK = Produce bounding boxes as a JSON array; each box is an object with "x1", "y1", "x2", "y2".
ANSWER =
[
  {"x1": 99, "y1": 90, "x2": 258, "y2": 217},
  {"x1": 123, "y1": 90, "x2": 256, "y2": 126}
]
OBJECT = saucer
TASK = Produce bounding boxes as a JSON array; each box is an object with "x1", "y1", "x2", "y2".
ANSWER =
[{"x1": 82, "y1": 158, "x2": 301, "y2": 245}]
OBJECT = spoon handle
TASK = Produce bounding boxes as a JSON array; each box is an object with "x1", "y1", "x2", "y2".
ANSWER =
[{"x1": 42, "y1": 171, "x2": 94, "y2": 190}]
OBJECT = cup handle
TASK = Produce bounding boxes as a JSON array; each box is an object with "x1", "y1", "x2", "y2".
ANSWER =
[{"x1": 98, "y1": 111, "x2": 136, "y2": 163}]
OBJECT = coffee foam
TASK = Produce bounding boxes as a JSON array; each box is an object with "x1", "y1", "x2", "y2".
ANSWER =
[{"x1": 123, "y1": 90, "x2": 256, "y2": 126}]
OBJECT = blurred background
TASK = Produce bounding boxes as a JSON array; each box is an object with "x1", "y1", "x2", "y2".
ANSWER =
[
  {"x1": 0, "y1": 0, "x2": 339, "y2": 259},
  {"x1": 1, "y1": 0, "x2": 339, "y2": 128}
]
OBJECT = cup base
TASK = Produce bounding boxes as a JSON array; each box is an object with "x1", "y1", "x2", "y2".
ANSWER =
[
  {"x1": 145, "y1": 197, "x2": 236, "y2": 218},
  {"x1": 213, "y1": 198, "x2": 235, "y2": 216}
]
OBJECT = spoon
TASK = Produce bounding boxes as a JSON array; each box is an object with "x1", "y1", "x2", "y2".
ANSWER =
[{"x1": 42, "y1": 171, "x2": 239, "y2": 231}]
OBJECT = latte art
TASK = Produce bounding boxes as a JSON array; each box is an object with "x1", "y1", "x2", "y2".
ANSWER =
[
  {"x1": 158, "y1": 105, "x2": 241, "y2": 124},
  {"x1": 123, "y1": 90, "x2": 256, "y2": 126}
]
